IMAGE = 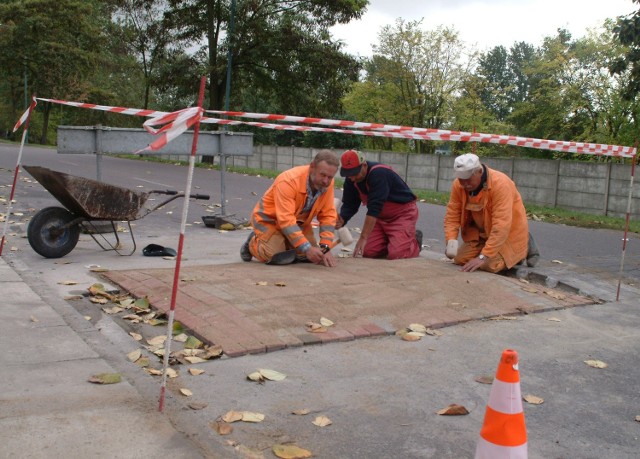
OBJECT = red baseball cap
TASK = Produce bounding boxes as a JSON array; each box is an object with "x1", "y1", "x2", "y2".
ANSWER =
[{"x1": 340, "y1": 150, "x2": 365, "y2": 177}]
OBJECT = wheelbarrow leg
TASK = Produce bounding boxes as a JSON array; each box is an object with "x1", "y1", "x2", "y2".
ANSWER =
[{"x1": 84, "y1": 220, "x2": 137, "y2": 256}]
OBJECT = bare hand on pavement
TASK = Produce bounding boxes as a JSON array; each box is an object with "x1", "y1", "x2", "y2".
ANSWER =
[{"x1": 461, "y1": 257, "x2": 485, "y2": 272}]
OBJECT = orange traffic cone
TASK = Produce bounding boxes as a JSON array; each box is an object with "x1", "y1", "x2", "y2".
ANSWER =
[{"x1": 475, "y1": 349, "x2": 527, "y2": 458}]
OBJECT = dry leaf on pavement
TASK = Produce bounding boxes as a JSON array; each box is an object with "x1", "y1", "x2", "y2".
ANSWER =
[
  {"x1": 408, "y1": 323, "x2": 427, "y2": 334},
  {"x1": 58, "y1": 280, "x2": 78, "y2": 285},
  {"x1": 222, "y1": 410, "x2": 244, "y2": 423},
  {"x1": 129, "y1": 332, "x2": 142, "y2": 341},
  {"x1": 272, "y1": 444, "x2": 312, "y2": 459},
  {"x1": 292, "y1": 409, "x2": 310, "y2": 415},
  {"x1": 258, "y1": 368, "x2": 287, "y2": 381},
  {"x1": 147, "y1": 335, "x2": 166, "y2": 346},
  {"x1": 584, "y1": 359, "x2": 608, "y2": 369},
  {"x1": 180, "y1": 388, "x2": 193, "y2": 397},
  {"x1": 437, "y1": 404, "x2": 470, "y2": 415},
  {"x1": 88, "y1": 373, "x2": 122, "y2": 384},
  {"x1": 189, "y1": 402, "x2": 208, "y2": 410},
  {"x1": 474, "y1": 375, "x2": 494, "y2": 384},
  {"x1": 189, "y1": 368, "x2": 205, "y2": 376},
  {"x1": 312, "y1": 415, "x2": 332, "y2": 427},
  {"x1": 305, "y1": 321, "x2": 327, "y2": 333},
  {"x1": 523, "y1": 394, "x2": 544, "y2": 405},
  {"x1": 402, "y1": 332, "x2": 423, "y2": 341},
  {"x1": 127, "y1": 349, "x2": 142, "y2": 362},
  {"x1": 547, "y1": 317, "x2": 562, "y2": 322},
  {"x1": 320, "y1": 317, "x2": 334, "y2": 327}
]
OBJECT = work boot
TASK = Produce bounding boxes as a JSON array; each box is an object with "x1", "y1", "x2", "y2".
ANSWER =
[
  {"x1": 526, "y1": 232, "x2": 540, "y2": 267},
  {"x1": 240, "y1": 232, "x2": 254, "y2": 262},
  {"x1": 416, "y1": 229, "x2": 424, "y2": 251}
]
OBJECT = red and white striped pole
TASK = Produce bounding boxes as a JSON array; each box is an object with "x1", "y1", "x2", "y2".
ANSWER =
[
  {"x1": 1, "y1": 96, "x2": 37, "y2": 257},
  {"x1": 616, "y1": 146, "x2": 638, "y2": 301},
  {"x1": 158, "y1": 77, "x2": 206, "y2": 412}
]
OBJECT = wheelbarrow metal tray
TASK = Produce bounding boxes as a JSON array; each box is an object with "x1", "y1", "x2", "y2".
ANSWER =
[{"x1": 23, "y1": 166, "x2": 148, "y2": 221}]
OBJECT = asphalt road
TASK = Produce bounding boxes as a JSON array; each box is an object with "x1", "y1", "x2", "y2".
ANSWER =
[
  {"x1": 2, "y1": 142, "x2": 638, "y2": 285},
  {"x1": 2, "y1": 142, "x2": 640, "y2": 458}
]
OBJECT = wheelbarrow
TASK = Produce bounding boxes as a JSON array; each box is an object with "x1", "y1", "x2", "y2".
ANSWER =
[{"x1": 23, "y1": 165, "x2": 210, "y2": 258}]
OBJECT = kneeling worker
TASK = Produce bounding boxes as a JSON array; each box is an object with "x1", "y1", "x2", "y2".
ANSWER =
[
  {"x1": 337, "y1": 150, "x2": 422, "y2": 259},
  {"x1": 240, "y1": 150, "x2": 338, "y2": 267},
  {"x1": 443, "y1": 153, "x2": 539, "y2": 273}
]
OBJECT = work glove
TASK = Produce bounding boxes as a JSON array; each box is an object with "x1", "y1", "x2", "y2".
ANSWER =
[{"x1": 445, "y1": 240, "x2": 458, "y2": 259}]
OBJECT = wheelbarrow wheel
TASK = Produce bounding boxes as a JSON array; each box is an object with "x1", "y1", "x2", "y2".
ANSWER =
[{"x1": 27, "y1": 207, "x2": 80, "y2": 258}]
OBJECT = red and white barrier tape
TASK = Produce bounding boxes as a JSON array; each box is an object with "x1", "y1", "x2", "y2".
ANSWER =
[
  {"x1": 21, "y1": 98, "x2": 637, "y2": 158},
  {"x1": 12, "y1": 96, "x2": 37, "y2": 132},
  {"x1": 139, "y1": 106, "x2": 203, "y2": 152}
]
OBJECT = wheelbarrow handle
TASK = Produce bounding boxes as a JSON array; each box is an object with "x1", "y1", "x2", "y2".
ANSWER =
[
  {"x1": 190, "y1": 193, "x2": 210, "y2": 200},
  {"x1": 150, "y1": 189, "x2": 178, "y2": 195}
]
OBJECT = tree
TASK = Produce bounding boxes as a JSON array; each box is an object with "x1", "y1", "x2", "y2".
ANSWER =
[
  {"x1": 165, "y1": 0, "x2": 366, "y2": 117},
  {"x1": 611, "y1": 0, "x2": 640, "y2": 100},
  {"x1": 344, "y1": 19, "x2": 475, "y2": 152},
  {"x1": 0, "y1": 0, "x2": 111, "y2": 143}
]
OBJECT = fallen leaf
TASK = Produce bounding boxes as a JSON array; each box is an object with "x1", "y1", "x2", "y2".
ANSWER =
[
  {"x1": 210, "y1": 421, "x2": 233, "y2": 435},
  {"x1": 408, "y1": 323, "x2": 427, "y2": 334},
  {"x1": 584, "y1": 359, "x2": 608, "y2": 369},
  {"x1": 180, "y1": 388, "x2": 193, "y2": 397},
  {"x1": 523, "y1": 394, "x2": 544, "y2": 405},
  {"x1": 145, "y1": 368, "x2": 163, "y2": 376},
  {"x1": 91, "y1": 297, "x2": 110, "y2": 305},
  {"x1": 256, "y1": 281, "x2": 268, "y2": 286},
  {"x1": 129, "y1": 332, "x2": 142, "y2": 341},
  {"x1": 89, "y1": 267, "x2": 109, "y2": 272},
  {"x1": 30, "y1": 315, "x2": 39, "y2": 323},
  {"x1": 551, "y1": 259, "x2": 563, "y2": 264},
  {"x1": 88, "y1": 373, "x2": 122, "y2": 384},
  {"x1": 305, "y1": 321, "x2": 327, "y2": 333},
  {"x1": 320, "y1": 317, "x2": 334, "y2": 327},
  {"x1": 402, "y1": 331, "x2": 422, "y2": 341},
  {"x1": 189, "y1": 402, "x2": 208, "y2": 410},
  {"x1": 241, "y1": 411, "x2": 265, "y2": 423},
  {"x1": 425, "y1": 328, "x2": 444, "y2": 336},
  {"x1": 184, "y1": 356, "x2": 208, "y2": 364},
  {"x1": 133, "y1": 297, "x2": 150, "y2": 311},
  {"x1": 184, "y1": 335, "x2": 203, "y2": 349},
  {"x1": 474, "y1": 375, "x2": 494, "y2": 384},
  {"x1": 275, "y1": 282, "x2": 286, "y2": 287},
  {"x1": 64, "y1": 295, "x2": 84, "y2": 301},
  {"x1": 122, "y1": 314, "x2": 141, "y2": 323},
  {"x1": 547, "y1": 317, "x2": 562, "y2": 322},
  {"x1": 312, "y1": 415, "x2": 332, "y2": 427},
  {"x1": 247, "y1": 371, "x2": 264, "y2": 382},
  {"x1": 272, "y1": 444, "x2": 312, "y2": 459},
  {"x1": 521, "y1": 286, "x2": 539, "y2": 293},
  {"x1": 58, "y1": 280, "x2": 78, "y2": 285},
  {"x1": 635, "y1": 415, "x2": 640, "y2": 423},
  {"x1": 101, "y1": 305, "x2": 123, "y2": 314},
  {"x1": 135, "y1": 356, "x2": 150, "y2": 367},
  {"x1": 84, "y1": 316, "x2": 91, "y2": 321},
  {"x1": 188, "y1": 368, "x2": 205, "y2": 376},
  {"x1": 166, "y1": 368, "x2": 178, "y2": 378},
  {"x1": 147, "y1": 335, "x2": 167, "y2": 346},
  {"x1": 222, "y1": 410, "x2": 244, "y2": 423},
  {"x1": 258, "y1": 368, "x2": 287, "y2": 381},
  {"x1": 437, "y1": 404, "x2": 469, "y2": 415},
  {"x1": 127, "y1": 349, "x2": 142, "y2": 362},
  {"x1": 292, "y1": 409, "x2": 310, "y2": 415},
  {"x1": 173, "y1": 334, "x2": 188, "y2": 344}
]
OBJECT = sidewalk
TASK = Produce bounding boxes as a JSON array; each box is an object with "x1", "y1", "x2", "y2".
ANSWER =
[{"x1": 0, "y1": 257, "x2": 207, "y2": 459}]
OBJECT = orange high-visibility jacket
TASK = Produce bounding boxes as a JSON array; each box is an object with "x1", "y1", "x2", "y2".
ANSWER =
[
  {"x1": 444, "y1": 166, "x2": 529, "y2": 268},
  {"x1": 250, "y1": 165, "x2": 336, "y2": 250}
]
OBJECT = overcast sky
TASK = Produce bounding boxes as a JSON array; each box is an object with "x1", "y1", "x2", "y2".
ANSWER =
[{"x1": 330, "y1": 0, "x2": 636, "y2": 56}]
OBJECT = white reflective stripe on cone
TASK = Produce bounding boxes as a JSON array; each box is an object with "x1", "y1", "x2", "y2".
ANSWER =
[
  {"x1": 475, "y1": 436, "x2": 528, "y2": 459},
  {"x1": 487, "y1": 379, "x2": 523, "y2": 414}
]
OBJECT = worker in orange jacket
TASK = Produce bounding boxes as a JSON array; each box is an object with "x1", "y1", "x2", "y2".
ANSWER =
[
  {"x1": 240, "y1": 150, "x2": 338, "y2": 267},
  {"x1": 443, "y1": 153, "x2": 539, "y2": 273}
]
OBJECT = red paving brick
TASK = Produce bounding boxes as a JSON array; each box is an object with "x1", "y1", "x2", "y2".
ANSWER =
[{"x1": 102, "y1": 257, "x2": 597, "y2": 358}]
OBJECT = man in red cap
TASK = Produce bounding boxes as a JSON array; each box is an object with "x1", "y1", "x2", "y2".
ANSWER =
[{"x1": 336, "y1": 150, "x2": 422, "y2": 259}]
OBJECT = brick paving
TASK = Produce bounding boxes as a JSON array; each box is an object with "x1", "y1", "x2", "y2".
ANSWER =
[{"x1": 102, "y1": 257, "x2": 596, "y2": 358}]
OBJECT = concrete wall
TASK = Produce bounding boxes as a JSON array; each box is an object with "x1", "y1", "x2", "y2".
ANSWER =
[{"x1": 224, "y1": 147, "x2": 640, "y2": 219}]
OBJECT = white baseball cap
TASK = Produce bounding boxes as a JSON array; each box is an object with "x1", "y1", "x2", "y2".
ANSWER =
[{"x1": 453, "y1": 153, "x2": 481, "y2": 179}]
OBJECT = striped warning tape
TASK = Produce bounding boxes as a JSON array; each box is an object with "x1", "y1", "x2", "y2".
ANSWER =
[{"x1": 11, "y1": 97, "x2": 637, "y2": 158}]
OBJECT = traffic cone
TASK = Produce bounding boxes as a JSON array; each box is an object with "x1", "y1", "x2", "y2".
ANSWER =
[{"x1": 475, "y1": 349, "x2": 527, "y2": 458}]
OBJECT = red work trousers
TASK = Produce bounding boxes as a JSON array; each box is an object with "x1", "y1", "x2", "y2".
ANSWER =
[{"x1": 363, "y1": 201, "x2": 420, "y2": 260}]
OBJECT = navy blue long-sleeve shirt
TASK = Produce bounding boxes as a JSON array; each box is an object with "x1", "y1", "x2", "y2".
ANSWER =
[{"x1": 340, "y1": 161, "x2": 417, "y2": 224}]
